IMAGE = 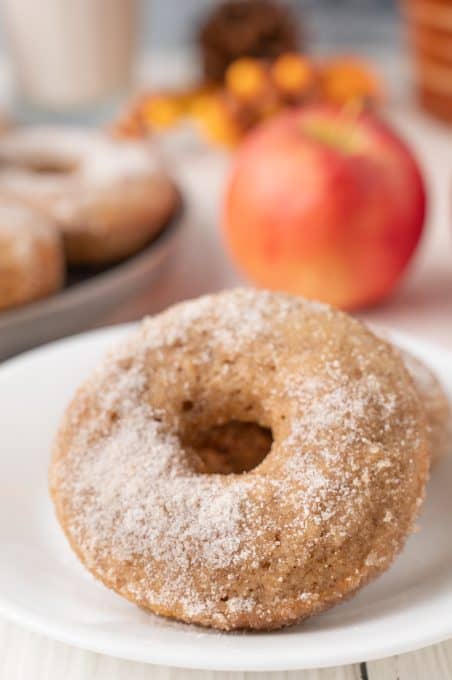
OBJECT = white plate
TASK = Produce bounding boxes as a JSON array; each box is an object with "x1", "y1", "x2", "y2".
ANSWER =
[{"x1": 0, "y1": 325, "x2": 451, "y2": 671}]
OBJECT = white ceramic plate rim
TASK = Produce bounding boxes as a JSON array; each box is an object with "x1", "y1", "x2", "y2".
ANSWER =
[{"x1": 0, "y1": 324, "x2": 451, "y2": 671}]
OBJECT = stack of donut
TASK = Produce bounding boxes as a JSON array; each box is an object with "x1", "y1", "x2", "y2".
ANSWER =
[
  {"x1": 0, "y1": 127, "x2": 179, "y2": 312},
  {"x1": 50, "y1": 288, "x2": 451, "y2": 631}
]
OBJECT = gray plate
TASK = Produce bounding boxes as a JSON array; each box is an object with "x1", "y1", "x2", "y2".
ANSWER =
[{"x1": 0, "y1": 204, "x2": 184, "y2": 361}]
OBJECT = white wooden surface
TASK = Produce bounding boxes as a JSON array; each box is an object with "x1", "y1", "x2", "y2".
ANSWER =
[
  {"x1": 1, "y1": 618, "x2": 452, "y2": 679},
  {"x1": 1, "y1": 107, "x2": 452, "y2": 678}
]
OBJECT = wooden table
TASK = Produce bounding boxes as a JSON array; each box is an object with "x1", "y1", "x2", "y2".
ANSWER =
[
  {"x1": 1, "y1": 107, "x2": 451, "y2": 679},
  {"x1": 1, "y1": 618, "x2": 452, "y2": 679}
]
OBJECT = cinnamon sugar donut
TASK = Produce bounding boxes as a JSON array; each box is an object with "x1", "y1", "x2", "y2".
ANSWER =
[
  {"x1": 402, "y1": 350, "x2": 451, "y2": 465},
  {"x1": 0, "y1": 127, "x2": 179, "y2": 265},
  {"x1": 50, "y1": 289, "x2": 429, "y2": 631},
  {"x1": 0, "y1": 198, "x2": 64, "y2": 311}
]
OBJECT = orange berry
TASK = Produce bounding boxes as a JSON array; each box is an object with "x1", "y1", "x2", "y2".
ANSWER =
[
  {"x1": 141, "y1": 94, "x2": 183, "y2": 130},
  {"x1": 271, "y1": 53, "x2": 315, "y2": 95},
  {"x1": 185, "y1": 85, "x2": 220, "y2": 114},
  {"x1": 192, "y1": 93, "x2": 242, "y2": 146},
  {"x1": 225, "y1": 58, "x2": 268, "y2": 101},
  {"x1": 320, "y1": 58, "x2": 383, "y2": 106}
]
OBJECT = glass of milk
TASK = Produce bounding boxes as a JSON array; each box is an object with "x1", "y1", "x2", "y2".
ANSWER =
[{"x1": 2, "y1": 0, "x2": 138, "y2": 116}]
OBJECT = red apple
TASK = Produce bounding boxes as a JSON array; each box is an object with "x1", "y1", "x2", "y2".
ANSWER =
[{"x1": 223, "y1": 105, "x2": 426, "y2": 310}]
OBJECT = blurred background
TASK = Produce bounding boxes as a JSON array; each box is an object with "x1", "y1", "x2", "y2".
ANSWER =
[
  {"x1": 0, "y1": 0, "x2": 450, "y2": 359},
  {"x1": 0, "y1": 0, "x2": 409, "y2": 113},
  {"x1": 145, "y1": 0, "x2": 408, "y2": 107},
  {"x1": 142, "y1": 0, "x2": 402, "y2": 77}
]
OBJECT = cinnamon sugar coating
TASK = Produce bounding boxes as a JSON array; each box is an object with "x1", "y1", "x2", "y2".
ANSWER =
[
  {"x1": 50, "y1": 289, "x2": 429, "y2": 630},
  {"x1": 0, "y1": 198, "x2": 64, "y2": 310}
]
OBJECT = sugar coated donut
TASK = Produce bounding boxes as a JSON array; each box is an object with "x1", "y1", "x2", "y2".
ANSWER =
[
  {"x1": 50, "y1": 289, "x2": 429, "y2": 631},
  {"x1": 0, "y1": 127, "x2": 179, "y2": 265},
  {"x1": 402, "y1": 350, "x2": 451, "y2": 465},
  {"x1": 0, "y1": 198, "x2": 64, "y2": 311}
]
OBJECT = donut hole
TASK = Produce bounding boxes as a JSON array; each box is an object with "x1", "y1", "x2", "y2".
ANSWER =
[
  {"x1": 15, "y1": 158, "x2": 76, "y2": 175},
  {"x1": 182, "y1": 419, "x2": 273, "y2": 475}
]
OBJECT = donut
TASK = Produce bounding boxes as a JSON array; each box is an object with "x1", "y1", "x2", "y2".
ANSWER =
[
  {"x1": 50, "y1": 289, "x2": 429, "y2": 631},
  {"x1": 0, "y1": 198, "x2": 64, "y2": 311},
  {"x1": 401, "y1": 349, "x2": 451, "y2": 465},
  {"x1": 0, "y1": 127, "x2": 179, "y2": 265}
]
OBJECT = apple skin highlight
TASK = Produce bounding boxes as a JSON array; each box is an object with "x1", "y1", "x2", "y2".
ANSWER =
[{"x1": 223, "y1": 105, "x2": 426, "y2": 310}]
